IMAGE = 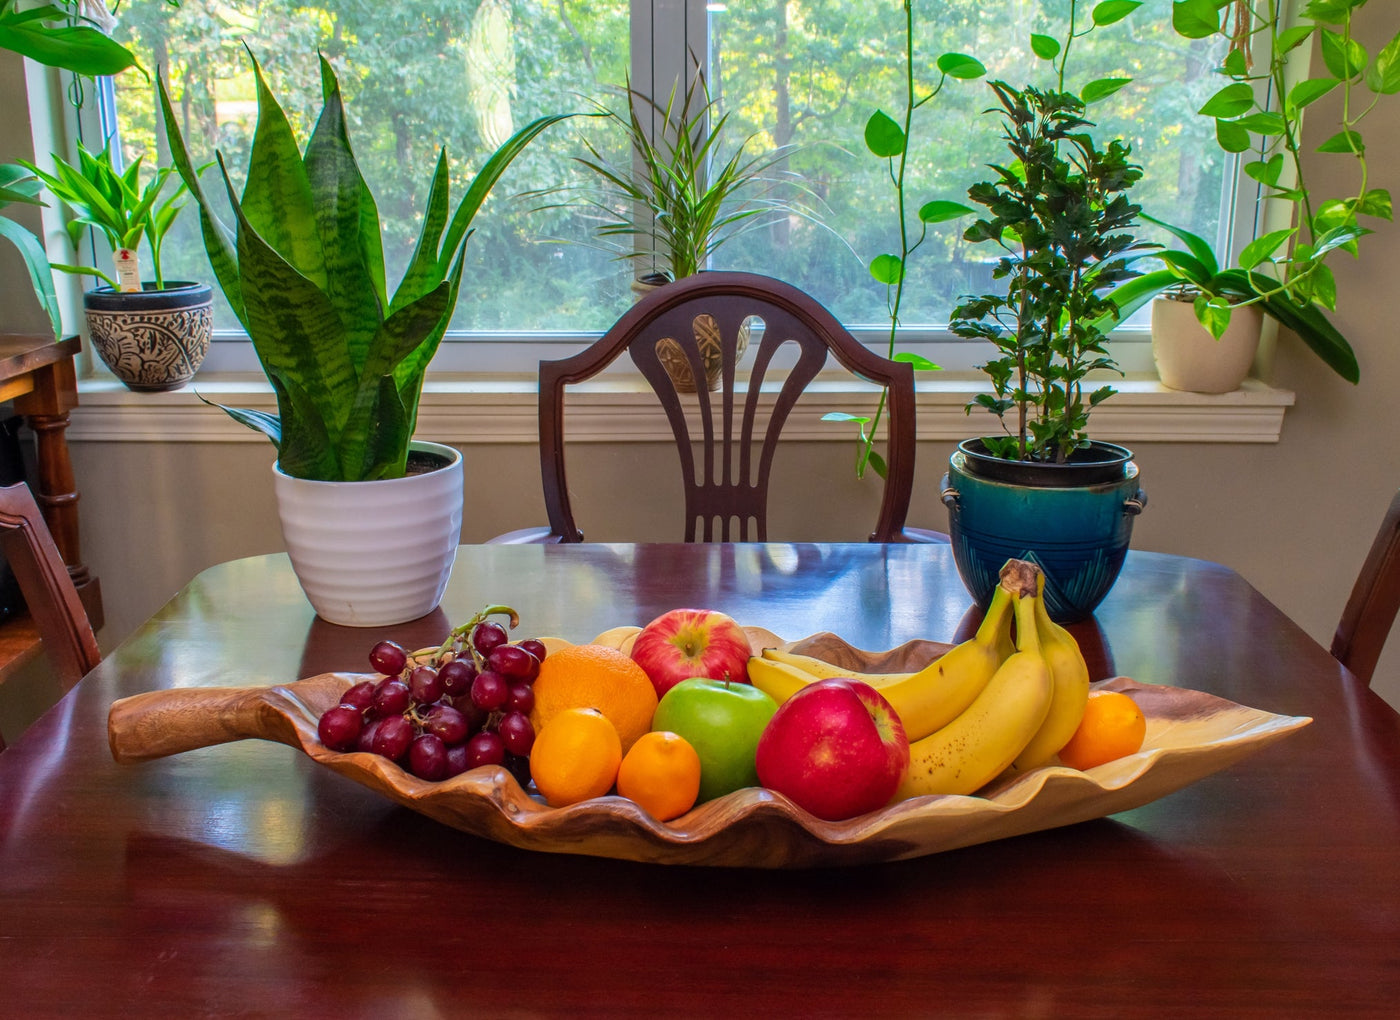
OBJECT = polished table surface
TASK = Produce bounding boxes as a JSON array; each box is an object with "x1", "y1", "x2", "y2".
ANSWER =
[{"x1": 1, "y1": 542, "x2": 1397, "y2": 1016}]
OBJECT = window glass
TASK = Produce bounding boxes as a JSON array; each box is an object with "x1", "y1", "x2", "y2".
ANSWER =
[{"x1": 103, "y1": 0, "x2": 1230, "y2": 340}]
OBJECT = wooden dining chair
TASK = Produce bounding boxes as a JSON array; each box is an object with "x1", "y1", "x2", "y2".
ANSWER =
[
  {"x1": 488, "y1": 272, "x2": 944, "y2": 545},
  {"x1": 0, "y1": 481, "x2": 101, "y2": 751},
  {"x1": 1330, "y1": 489, "x2": 1400, "y2": 686}
]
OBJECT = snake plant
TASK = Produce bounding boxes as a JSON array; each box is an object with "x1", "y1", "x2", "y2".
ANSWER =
[{"x1": 160, "y1": 52, "x2": 570, "y2": 482}]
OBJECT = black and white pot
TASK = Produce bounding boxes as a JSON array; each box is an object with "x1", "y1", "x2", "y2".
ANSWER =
[
  {"x1": 942, "y1": 438, "x2": 1147, "y2": 623},
  {"x1": 83, "y1": 281, "x2": 213, "y2": 392},
  {"x1": 272, "y1": 440, "x2": 465, "y2": 627}
]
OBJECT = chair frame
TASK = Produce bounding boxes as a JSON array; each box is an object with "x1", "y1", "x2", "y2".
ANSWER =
[
  {"x1": 0, "y1": 481, "x2": 100, "y2": 749},
  {"x1": 1331, "y1": 489, "x2": 1400, "y2": 686},
  {"x1": 535, "y1": 272, "x2": 917, "y2": 543}
]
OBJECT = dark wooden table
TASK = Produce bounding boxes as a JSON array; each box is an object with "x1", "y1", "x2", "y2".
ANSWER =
[{"x1": 1, "y1": 543, "x2": 1396, "y2": 1016}]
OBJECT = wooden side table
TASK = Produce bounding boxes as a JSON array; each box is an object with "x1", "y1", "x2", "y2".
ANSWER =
[{"x1": 0, "y1": 333, "x2": 103, "y2": 659}]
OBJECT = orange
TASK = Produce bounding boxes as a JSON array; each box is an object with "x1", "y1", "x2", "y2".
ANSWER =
[
  {"x1": 1057, "y1": 690, "x2": 1147, "y2": 771},
  {"x1": 530, "y1": 643, "x2": 658, "y2": 754},
  {"x1": 529, "y1": 708, "x2": 623, "y2": 807},
  {"x1": 616, "y1": 730, "x2": 702, "y2": 822}
]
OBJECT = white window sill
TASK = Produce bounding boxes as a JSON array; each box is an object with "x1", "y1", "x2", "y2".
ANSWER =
[{"x1": 67, "y1": 372, "x2": 1296, "y2": 445}]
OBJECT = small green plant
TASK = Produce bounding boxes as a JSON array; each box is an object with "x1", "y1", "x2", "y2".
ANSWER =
[
  {"x1": 20, "y1": 140, "x2": 189, "y2": 290},
  {"x1": 1, "y1": 0, "x2": 143, "y2": 337},
  {"x1": 1102, "y1": 213, "x2": 1358, "y2": 381},
  {"x1": 564, "y1": 70, "x2": 803, "y2": 283},
  {"x1": 950, "y1": 82, "x2": 1148, "y2": 464},
  {"x1": 1151, "y1": 0, "x2": 1397, "y2": 384},
  {"x1": 160, "y1": 52, "x2": 570, "y2": 482},
  {"x1": 825, "y1": 0, "x2": 984, "y2": 480}
]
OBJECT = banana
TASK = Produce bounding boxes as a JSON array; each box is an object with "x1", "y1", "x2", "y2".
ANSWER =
[
  {"x1": 1010, "y1": 572, "x2": 1091, "y2": 772},
  {"x1": 759, "y1": 647, "x2": 915, "y2": 686},
  {"x1": 746, "y1": 583, "x2": 1016, "y2": 742},
  {"x1": 895, "y1": 570, "x2": 1053, "y2": 799},
  {"x1": 746, "y1": 655, "x2": 820, "y2": 704}
]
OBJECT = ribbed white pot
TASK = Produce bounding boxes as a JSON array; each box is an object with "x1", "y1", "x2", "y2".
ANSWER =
[
  {"x1": 272, "y1": 440, "x2": 464, "y2": 627},
  {"x1": 1151, "y1": 296, "x2": 1263, "y2": 394}
]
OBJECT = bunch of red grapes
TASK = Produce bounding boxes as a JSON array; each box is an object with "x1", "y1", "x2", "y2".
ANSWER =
[{"x1": 316, "y1": 609, "x2": 547, "y2": 784}]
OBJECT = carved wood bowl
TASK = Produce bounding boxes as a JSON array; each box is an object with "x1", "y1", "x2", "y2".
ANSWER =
[{"x1": 107, "y1": 631, "x2": 1311, "y2": 868}]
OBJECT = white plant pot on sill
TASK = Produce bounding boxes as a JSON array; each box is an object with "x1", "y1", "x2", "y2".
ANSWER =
[
  {"x1": 273, "y1": 440, "x2": 464, "y2": 627},
  {"x1": 1151, "y1": 296, "x2": 1263, "y2": 394}
]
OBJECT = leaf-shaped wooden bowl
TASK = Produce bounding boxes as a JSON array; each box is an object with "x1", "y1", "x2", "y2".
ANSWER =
[{"x1": 107, "y1": 631, "x2": 1311, "y2": 868}]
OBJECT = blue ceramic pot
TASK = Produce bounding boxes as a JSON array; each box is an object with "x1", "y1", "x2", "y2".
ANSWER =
[{"x1": 942, "y1": 439, "x2": 1146, "y2": 623}]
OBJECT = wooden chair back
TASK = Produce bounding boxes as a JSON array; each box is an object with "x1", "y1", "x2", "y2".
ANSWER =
[
  {"x1": 534, "y1": 272, "x2": 918, "y2": 543},
  {"x1": 1331, "y1": 489, "x2": 1400, "y2": 686},
  {"x1": 0, "y1": 481, "x2": 101, "y2": 750}
]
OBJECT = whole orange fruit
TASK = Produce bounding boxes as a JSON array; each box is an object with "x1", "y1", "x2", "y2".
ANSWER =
[
  {"x1": 529, "y1": 708, "x2": 623, "y2": 807},
  {"x1": 530, "y1": 643, "x2": 658, "y2": 754},
  {"x1": 616, "y1": 730, "x2": 702, "y2": 822},
  {"x1": 1057, "y1": 690, "x2": 1147, "y2": 771}
]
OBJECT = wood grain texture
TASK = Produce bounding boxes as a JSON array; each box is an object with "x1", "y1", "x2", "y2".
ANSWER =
[{"x1": 1, "y1": 542, "x2": 1397, "y2": 1016}]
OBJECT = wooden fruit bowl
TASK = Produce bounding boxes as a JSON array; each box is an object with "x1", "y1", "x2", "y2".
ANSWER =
[{"x1": 106, "y1": 632, "x2": 1311, "y2": 868}]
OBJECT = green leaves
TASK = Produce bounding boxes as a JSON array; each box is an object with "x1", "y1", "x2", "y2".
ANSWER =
[
  {"x1": 1092, "y1": 1, "x2": 1141, "y2": 27},
  {"x1": 0, "y1": 0, "x2": 136, "y2": 77},
  {"x1": 1082, "y1": 78, "x2": 1131, "y2": 104},
  {"x1": 864, "y1": 110, "x2": 905, "y2": 158},
  {"x1": 1171, "y1": 0, "x2": 1221, "y2": 39},
  {"x1": 1237, "y1": 228, "x2": 1296, "y2": 271},
  {"x1": 1319, "y1": 28, "x2": 1367, "y2": 80},
  {"x1": 1030, "y1": 34, "x2": 1060, "y2": 60},
  {"x1": 869, "y1": 254, "x2": 904, "y2": 285},
  {"x1": 918, "y1": 200, "x2": 974, "y2": 224},
  {"x1": 1368, "y1": 31, "x2": 1400, "y2": 94},
  {"x1": 1199, "y1": 82, "x2": 1255, "y2": 119},
  {"x1": 936, "y1": 53, "x2": 986, "y2": 80},
  {"x1": 160, "y1": 53, "x2": 567, "y2": 480}
]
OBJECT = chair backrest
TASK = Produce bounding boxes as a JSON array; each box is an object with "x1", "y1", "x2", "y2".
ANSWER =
[
  {"x1": 537, "y1": 272, "x2": 917, "y2": 543},
  {"x1": 0, "y1": 481, "x2": 101, "y2": 750},
  {"x1": 1331, "y1": 489, "x2": 1400, "y2": 686}
]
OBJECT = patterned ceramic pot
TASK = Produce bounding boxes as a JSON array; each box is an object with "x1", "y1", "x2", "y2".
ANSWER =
[
  {"x1": 632, "y1": 273, "x2": 749, "y2": 392},
  {"x1": 942, "y1": 439, "x2": 1147, "y2": 623},
  {"x1": 272, "y1": 441, "x2": 465, "y2": 627},
  {"x1": 83, "y1": 282, "x2": 213, "y2": 392}
]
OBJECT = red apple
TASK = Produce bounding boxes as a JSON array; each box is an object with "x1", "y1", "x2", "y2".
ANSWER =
[
  {"x1": 630, "y1": 608, "x2": 752, "y2": 699},
  {"x1": 755, "y1": 678, "x2": 910, "y2": 821}
]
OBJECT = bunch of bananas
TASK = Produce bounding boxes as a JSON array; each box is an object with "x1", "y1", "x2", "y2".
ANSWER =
[{"x1": 747, "y1": 559, "x2": 1090, "y2": 799}]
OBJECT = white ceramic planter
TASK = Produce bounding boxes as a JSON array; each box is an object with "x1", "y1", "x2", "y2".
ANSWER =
[
  {"x1": 1151, "y1": 296, "x2": 1263, "y2": 394},
  {"x1": 272, "y1": 440, "x2": 464, "y2": 627}
]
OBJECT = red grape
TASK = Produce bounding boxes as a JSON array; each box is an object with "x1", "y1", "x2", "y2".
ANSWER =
[
  {"x1": 465, "y1": 730, "x2": 506, "y2": 768},
  {"x1": 506, "y1": 682, "x2": 535, "y2": 715},
  {"x1": 438, "y1": 658, "x2": 477, "y2": 696},
  {"x1": 487, "y1": 644, "x2": 539, "y2": 681},
  {"x1": 420, "y1": 703, "x2": 469, "y2": 745},
  {"x1": 470, "y1": 670, "x2": 509, "y2": 712},
  {"x1": 372, "y1": 715, "x2": 414, "y2": 761},
  {"x1": 518, "y1": 639, "x2": 548, "y2": 663},
  {"x1": 498, "y1": 711, "x2": 535, "y2": 756},
  {"x1": 372, "y1": 679, "x2": 412, "y2": 718},
  {"x1": 318, "y1": 705, "x2": 363, "y2": 751},
  {"x1": 341, "y1": 680, "x2": 377, "y2": 711},
  {"x1": 408, "y1": 733, "x2": 448, "y2": 781},
  {"x1": 408, "y1": 665, "x2": 443, "y2": 704},
  {"x1": 357, "y1": 716, "x2": 384, "y2": 753},
  {"x1": 444, "y1": 743, "x2": 472, "y2": 778},
  {"x1": 472, "y1": 621, "x2": 509, "y2": 655},
  {"x1": 369, "y1": 639, "x2": 408, "y2": 676}
]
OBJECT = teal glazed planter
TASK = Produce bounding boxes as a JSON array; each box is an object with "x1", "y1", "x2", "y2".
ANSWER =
[{"x1": 942, "y1": 439, "x2": 1146, "y2": 623}]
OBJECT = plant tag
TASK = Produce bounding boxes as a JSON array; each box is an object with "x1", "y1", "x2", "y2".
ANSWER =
[{"x1": 113, "y1": 249, "x2": 142, "y2": 293}]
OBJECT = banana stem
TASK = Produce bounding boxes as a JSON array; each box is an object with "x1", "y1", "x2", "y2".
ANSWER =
[{"x1": 998, "y1": 558, "x2": 1041, "y2": 599}]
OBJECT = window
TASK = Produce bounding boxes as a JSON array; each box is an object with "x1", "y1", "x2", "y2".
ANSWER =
[{"x1": 96, "y1": 1, "x2": 1232, "y2": 370}]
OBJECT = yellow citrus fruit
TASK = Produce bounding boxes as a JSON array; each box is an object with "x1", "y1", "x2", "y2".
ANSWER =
[
  {"x1": 530, "y1": 643, "x2": 658, "y2": 754},
  {"x1": 529, "y1": 707, "x2": 623, "y2": 807},
  {"x1": 616, "y1": 730, "x2": 703, "y2": 822},
  {"x1": 1057, "y1": 690, "x2": 1147, "y2": 771}
]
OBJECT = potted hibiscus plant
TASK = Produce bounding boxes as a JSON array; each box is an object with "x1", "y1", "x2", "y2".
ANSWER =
[
  {"x1": 160, "y1": 51, "x2": 570, "y2": 626},
  {"x1": 943, "y1": 2, "x2": 1151, "y2": 623}
]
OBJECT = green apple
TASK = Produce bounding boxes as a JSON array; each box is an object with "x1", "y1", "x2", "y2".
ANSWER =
[{"x1": 651, "y1": 678, "x2": 779, "y2": 802}]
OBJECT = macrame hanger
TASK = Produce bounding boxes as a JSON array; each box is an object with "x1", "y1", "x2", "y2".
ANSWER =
[{"x1": 1226, "y1": 0, "x2": 1253, "y2": 70}]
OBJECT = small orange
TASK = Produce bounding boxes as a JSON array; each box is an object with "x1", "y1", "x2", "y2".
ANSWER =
[
  {"x1": 616, "y1": 730, "x2": 703, "y2": 822},
  {"x1": 1057, "y1": 690, "x2": 1147, "y2": 771},
  {"x1": 531, "y1": 643, "x2": 658, "y2": 753},
  {"x1": 529, "y1": 708, "x2": 623, "y2": 807}
]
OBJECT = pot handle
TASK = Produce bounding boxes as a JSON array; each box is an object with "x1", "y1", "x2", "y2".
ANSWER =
[
  {"x1": 940, "y1": 473, "x2": 958, "y2": 509},
  {"x1": 1124, "y1": 488, "x2": 1148, "y2": 516}
]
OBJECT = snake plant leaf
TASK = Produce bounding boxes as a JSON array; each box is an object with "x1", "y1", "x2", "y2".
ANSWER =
[
  {"x1": 159, "y1": 75, "x2": 246, "y2": 331},
  {"x1": 305, "y1": 56, "x2": 386, "y2": 373},
  {"x1": 241, "y1": 55, "x2": 326, "y2": 291},
  {"x1": 204, "y1": 402, "x2": 283, "y2": 446}
]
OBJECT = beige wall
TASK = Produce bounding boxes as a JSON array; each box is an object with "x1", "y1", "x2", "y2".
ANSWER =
[{"x1": 8, "y1": 7, "x2": 1400, "y2": 717}]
